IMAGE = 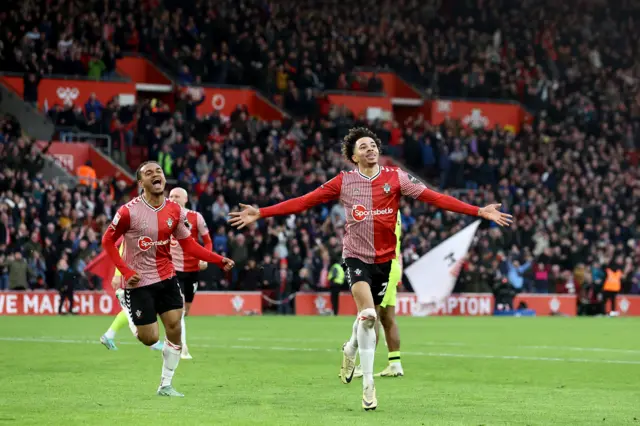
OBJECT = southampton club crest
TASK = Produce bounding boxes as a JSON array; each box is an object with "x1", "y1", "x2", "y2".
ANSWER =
[
  {"x1": 167, "y1": 218, "x2": 173, "y2": 229},
  {"x1": 383, "y1": 183, "x2": 391, "y2": 194}
]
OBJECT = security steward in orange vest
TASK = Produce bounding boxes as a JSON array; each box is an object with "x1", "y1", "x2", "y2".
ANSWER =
[
  {"x1": 603, "y1": 262, "x2": 623, "y2": 315},
  {"x1": 77, "y1": 161, "x2": 97, "y2": 189}
]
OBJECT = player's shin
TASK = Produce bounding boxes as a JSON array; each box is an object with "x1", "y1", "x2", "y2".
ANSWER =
[
  {"x1": 161, "y1": 339, "x2": 182, "y2": 388},
  {"x1": 158, "y1": 309, "x2": 183, "y2": 392},
  {"x1": 357, "y1": 308, "x2": 377, "y2": 388},
  {"x1": 345, "y1": 316, "x2": 359, "y2": 357}
]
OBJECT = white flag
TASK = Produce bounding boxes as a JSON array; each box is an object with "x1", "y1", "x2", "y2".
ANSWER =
[{"x1": 405, "y1": 220, "x2": 481, "y2": 307}]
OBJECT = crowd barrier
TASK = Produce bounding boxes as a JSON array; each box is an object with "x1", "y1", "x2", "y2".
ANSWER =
[{"x1": 1, "y1": 291, "x2": 639, "y2": 316}]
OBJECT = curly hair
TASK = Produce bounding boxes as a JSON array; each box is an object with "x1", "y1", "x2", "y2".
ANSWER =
[
  {"x1": 136, "y1": 161, "x2": 161, "y2": 181},
  {"x1": 341, "y1": 127, "x2": 382, "y2": 164}
]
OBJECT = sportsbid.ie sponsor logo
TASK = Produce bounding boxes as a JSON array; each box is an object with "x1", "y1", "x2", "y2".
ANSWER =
[
  {"x1": 351, "y1": 205, "x2": 394, "y2": 222},
  {"x1": 138, "y1": 236, "x2": 171, "y2": 251}
]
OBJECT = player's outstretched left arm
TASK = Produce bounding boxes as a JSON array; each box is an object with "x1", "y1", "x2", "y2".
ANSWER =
[
  {"x1": 174, "y1": 209, "x2": 234, "y2": 271},
  {"x1": 399, "y1": 169, "x2": 513, "y2": 227},
  {"x1": 228, "y1": 174, "x2": 343, "y2": 229}
]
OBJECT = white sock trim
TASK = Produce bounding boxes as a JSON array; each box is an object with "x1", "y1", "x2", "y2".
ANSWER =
[
  {"x1": 160, "y1": 340, "x2": 182, "y2": 388},
  {"x1": 357, "y1": 314, "x2": 376, "y2": 388}
]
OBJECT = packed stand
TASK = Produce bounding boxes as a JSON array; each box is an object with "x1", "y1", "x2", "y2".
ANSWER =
[
  {"x1": 397, "y1": 114, "x2": 640, "y2": 306},
  {"x1": 0, "y1": 0, "x2": 135, "y2": 81},
  {"x1": 0, "y1": 113, "x2": 135, "y2": 296},
  {"x1": 4, "y1": 0, "x2": 640, "y2": 113},
  {"x1": 127, "y1": 0, "x2": 640, "y2": 115},
  {"x1": 19, "y1": 88, "x2": 640, "y2": 311},
  {"x1": 3, "y1": 0, "x2": 640, "y2": 309}
]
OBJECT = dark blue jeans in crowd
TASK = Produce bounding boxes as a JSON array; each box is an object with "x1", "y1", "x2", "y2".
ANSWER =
[
  {"x1": 0, "y1": 274, "x2": 8, "y2": 290},
  {"x1": 278, "y1": 293, "x2": 293, "y2": 315}
]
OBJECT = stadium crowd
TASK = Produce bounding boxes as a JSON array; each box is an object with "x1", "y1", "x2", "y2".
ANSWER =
[
  {"x1": 1, "y1": 0, "x2": 639, "y2": 311},
  {"x1": 0, "y1": 113, "x2": 136, "y2": 299}
]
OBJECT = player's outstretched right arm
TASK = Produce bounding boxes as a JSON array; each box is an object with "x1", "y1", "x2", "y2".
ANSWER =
[
  {"x1": 102, "y1": 207, "x2": 137, "y2": 284},
  {"x1": 228, "y1": 174, "x2": 343, "y2": 229}
]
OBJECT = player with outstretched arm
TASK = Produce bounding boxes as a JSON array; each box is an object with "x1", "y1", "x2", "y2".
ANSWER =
[
  {"x1": 102, "y1": 161, "x2": 235, "y2": 397},
  {"x1": 229, "y1": 127, "x2": 513, "y2": 410}
]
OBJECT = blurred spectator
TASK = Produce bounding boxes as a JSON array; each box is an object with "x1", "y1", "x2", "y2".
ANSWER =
[
  {"x1": 275, "y1": 258, "x2": 294, "y2": 315},
  {"x1": 7, "y1": 252, "x2": 28, "y2": 290},
  {"x1": 56, "y1": 257, "x2": 76, "y2": 315}
]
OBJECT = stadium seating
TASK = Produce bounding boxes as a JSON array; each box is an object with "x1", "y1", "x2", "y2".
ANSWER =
[{"x1": 1, "y1": 0, "x2": 639, "y2": 299}]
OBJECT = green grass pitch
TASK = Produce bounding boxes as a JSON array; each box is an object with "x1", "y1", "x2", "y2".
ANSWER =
[{"x1": 1, "y1": 316, "x2": 640, "y2": 425}]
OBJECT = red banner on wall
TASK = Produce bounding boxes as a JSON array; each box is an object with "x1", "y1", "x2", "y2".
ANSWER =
[
  {"x1": 0, "y1": 291, "x2": 262, "y2": 316},
  {"x1": 326, "y1": 93, "x2": 392, "y2": 118},
  {"x1": 513, "y1": 294, "x2": 577, "y2": 316},
  {"x1": 182, "y1": 86, "x2": 285, "y2": 121},
  {"x1": 189, "y1": 292, "x2": 262, "y2": 316},
  {"x1": 296, "y1": 292, "x2": 640, "y2": 317},
  {"x1": 430, "y1": 99, "x2": 526, "y2": 133},
  {"x1": 295, "y1": 292, "x2": 494, "y2": 316},
  {"x1": 1, "y1": 76, "x2": 136, "y2": 109},
  {"x1": 616, "y1": 296, "x2": 640, "y2": 316},
  {"x1": 0, "y1": 291, "x2": 119, "y2": 315},
  {"x1": 36, "y1": 142, "x2": 135, "y2": 186},
  {"x1": 116, "y1": 56, "x2": 172, "y2": 85}
]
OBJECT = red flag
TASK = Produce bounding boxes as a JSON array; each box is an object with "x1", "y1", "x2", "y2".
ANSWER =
[{"x1": 85, "y1": 237, "x2": 123, "y2": 297}]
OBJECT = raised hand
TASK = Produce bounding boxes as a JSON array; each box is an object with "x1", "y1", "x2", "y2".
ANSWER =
[
  {"x1": 221, "y1": 257, "x2": 235, "y2": 271},
  {"x1": 228, "y1": 204, "x2": 260, "y2": 229},
  {"x1": 478, "y1": 203, "x2": 513, "y2": 227}
]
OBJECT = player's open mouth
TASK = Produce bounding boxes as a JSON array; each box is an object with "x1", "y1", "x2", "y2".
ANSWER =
[{"x1": 152, "y1": 178, "x2": 162, "y2": 188}]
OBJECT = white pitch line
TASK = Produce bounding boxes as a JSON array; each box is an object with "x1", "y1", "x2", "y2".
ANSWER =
[
  {"x1": 2, "y1": 336, "x2": 640, "y2": 366},
  {"x1": 205, "y1": 336, "x2": 640, "y2": 354}
]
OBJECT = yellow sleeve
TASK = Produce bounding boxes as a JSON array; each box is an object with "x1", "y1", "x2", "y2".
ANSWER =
[
  {"x1": 113, "y1": 244, "x2": 124, "y2": 277},
  {"x1": 395, "y1": 211, "x2": 402, "y2": 258}
]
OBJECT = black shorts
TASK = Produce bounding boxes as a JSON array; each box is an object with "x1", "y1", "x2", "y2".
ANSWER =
[
  {"x1": 343, "y1": 258, "x2": 393, "y2": 306},
  {"x1": 124, "y1": 276, "x2": 184, "y2": 326},
  {"x1": 176, "y1": 271, "x2": 199, "y2": 303}
]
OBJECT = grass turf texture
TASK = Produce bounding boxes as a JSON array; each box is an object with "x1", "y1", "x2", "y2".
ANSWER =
[{"x1": 1, "y1": 316, "x2": 640, "y2": 425}]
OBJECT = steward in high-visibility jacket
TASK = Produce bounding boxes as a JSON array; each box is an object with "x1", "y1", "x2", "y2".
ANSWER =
[
  {"x1": 328, "y1": 262, "x2": 345, "y2": 316},
  {"x1": 603, "y1": 267, "x2": 623, "y2": 314},
  {"x1": 77, "y1": 161, "x2": 97, "y2": 189}
]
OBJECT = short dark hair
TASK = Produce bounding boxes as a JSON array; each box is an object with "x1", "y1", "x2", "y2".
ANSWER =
[
  {"x1": 136, "y1": 161, "x2": 160, "y2": 181},
  {"x1": 341, "y1": 127, "x2": 382, "y2": 164}
]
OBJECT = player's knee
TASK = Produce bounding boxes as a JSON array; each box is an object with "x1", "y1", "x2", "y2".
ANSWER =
[
  {"x1": 359, "y1": 308, "x2": 377, "y2": 328},
  {"x1": 138, "y1": 331, "x2": 159, "y2": 346},
  {"x1": 165, "y1": 319, "x2": 181, "y2": 337}
]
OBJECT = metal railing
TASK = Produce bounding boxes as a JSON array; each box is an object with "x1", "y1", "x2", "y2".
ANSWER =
[{"x1": 58, "y1": 131, "x2": 113, "y2": 158}]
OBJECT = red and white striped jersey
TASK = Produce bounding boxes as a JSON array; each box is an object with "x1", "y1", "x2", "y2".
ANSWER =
[
  {"x1": 170, "y1": 210, "x2": 209, "y2": 272},
  {"x1": 260, "y1": 166, "x2": 478, "y2": 264},
  {"x1": 106, "y1": 196, "x2": 191, "y2": 288}
]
